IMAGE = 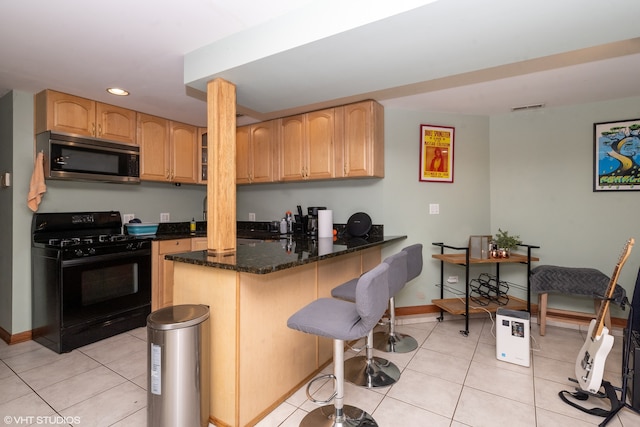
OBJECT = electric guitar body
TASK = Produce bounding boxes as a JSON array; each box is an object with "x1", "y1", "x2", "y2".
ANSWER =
[
  {"x1": 575, "y1": 320, "x2": 615, "y2": 393},
  {"x1": 574, "y1": 237, "x2": 634, "y2": 394}
]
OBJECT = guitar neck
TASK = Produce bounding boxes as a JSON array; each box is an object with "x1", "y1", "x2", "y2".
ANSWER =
[{"x1": 591, "y1": 238, "x2": 634, "y2": 339}]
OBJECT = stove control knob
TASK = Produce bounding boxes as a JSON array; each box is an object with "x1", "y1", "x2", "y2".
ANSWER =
[
  {"x1": 74, "y1": 249, "x2": 84, "y2": 257},
  {"x1": 88, "y1": 248, "x2": 96, "y2": 255},
  {"x1": 126, "y1": 243, "x2": 135, "y2": 251}
]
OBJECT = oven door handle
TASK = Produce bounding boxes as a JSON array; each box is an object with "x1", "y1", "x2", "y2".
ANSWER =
[{"x1": 61, "y1": 248, "x2": 151, "y2": 266}]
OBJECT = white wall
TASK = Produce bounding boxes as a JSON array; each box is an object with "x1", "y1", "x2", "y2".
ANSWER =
[
  {"x1": 1, "y1": 90, "x2": 208, "y2": 335},
  {"x1": 237, "y1": 108, "x2": 492, "y2": 308},
  {"x1": 0, "y1": 91, "x2": 14, "y2": 332},
  {"x1": 5, "y1": 92, "x2": 640, "y2": 335},
  {"x1": 490, "y1": 97, "x2": 640, "y2": 318}
]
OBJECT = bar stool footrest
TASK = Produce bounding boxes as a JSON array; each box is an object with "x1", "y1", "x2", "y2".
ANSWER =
[{"x1": 306, "y1": 373, "x2": 337, "y2": 404}]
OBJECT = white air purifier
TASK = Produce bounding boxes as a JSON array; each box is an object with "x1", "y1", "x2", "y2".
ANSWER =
[{"x1": 496, "y1": 308, "x2": 530, "y2": 367}]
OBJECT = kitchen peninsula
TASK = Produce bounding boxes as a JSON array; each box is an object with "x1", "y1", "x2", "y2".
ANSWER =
[{"x1": 167, "y1": 234, "x2": 405, "y2": 427}]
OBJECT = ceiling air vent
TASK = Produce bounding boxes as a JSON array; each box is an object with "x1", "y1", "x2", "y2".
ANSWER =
[{"x1": 511, "y1": 103, "x2": 545, "y2": 112}]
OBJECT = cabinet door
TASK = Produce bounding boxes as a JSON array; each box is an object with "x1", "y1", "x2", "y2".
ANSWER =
[
  {"x1": 279, "y1": 115, "x2": 305, "y2": 181},
  {"x1": 170, "y1": 122, "x2": 198, "y2": 184},
  {"x1": 236, "y1": 125, "x2": 251, "y2": 184},
  {"x1": 236, "y1": 122, "x2": 275, "y2": 184},
  {"x1": 138, "y1": 113, "x2": 170, "y2": 182},
  {"x1": 96, "y1": 103, "x2": 137, "y2": 144},
  {"x1": 250, "y1": 121, "x2": 274, "y2": 183},
  {"x1": 192, "y1": 237, "x2": 208, "y2": 251},
  {"x1": 342, "y1": 101, "x2": 384, "y2": 177},
  {"x1": 156, "y1": 239, "x2": 192, "y2": 309},
  {"x1": 36, "y1": 90, "x2": 95, "y2": 137},
  {"x1": 198, "y1": 128, "x2": 207, "y2": 184},
  {"x1": 306, "y1": 109, "x2": 335, "y2": 180}
]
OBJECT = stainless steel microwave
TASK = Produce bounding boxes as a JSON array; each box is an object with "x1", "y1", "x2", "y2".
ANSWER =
[{"x1": 36, "y1": 131, "x2": 140, "y2": 183}]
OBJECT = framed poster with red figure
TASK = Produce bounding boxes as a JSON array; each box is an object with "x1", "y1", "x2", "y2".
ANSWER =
[{"x1": 420, "y1": 124, "x2": 454, "y2": 183}]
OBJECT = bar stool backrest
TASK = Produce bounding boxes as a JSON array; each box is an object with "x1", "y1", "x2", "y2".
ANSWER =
[
  {"x1": 383, "y1": 251, "x2": 408, "y2": 297},
  {"x1": 355, "y1": 262, "x2": 390, "y2": 333},
  {"x1": 402, "y1": 244, "x2": 423, "y2": 282}
]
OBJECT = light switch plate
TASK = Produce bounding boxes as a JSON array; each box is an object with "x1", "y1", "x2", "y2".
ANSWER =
[
  {"x1": 249, "y1": 213, "x2": 256, "y2": 221},
  {"x1": 429, "y1": 203, "x2": 440, "y2": 215}
]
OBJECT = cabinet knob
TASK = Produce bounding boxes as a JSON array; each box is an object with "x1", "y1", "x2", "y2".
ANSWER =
[{"x1": 91, "y1": 123, "x2": 96, "y2": 136}]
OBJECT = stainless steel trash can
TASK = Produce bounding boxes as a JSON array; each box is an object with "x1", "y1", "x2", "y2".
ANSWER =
[{"x1": 147, "y1": 304, "x2": 210, "y2": 427}]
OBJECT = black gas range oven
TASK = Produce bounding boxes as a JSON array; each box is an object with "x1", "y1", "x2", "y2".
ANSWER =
[{"x1": 31, "y1": 211, "x2": 151, "y2": 353}]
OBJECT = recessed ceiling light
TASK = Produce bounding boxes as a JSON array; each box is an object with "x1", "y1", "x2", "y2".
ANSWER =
[{"x1": 106, "y1": 88, "x2": 129, "y2": 96}]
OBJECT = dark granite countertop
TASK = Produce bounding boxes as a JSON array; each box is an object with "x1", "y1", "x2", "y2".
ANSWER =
[{"x1": 165, "y1": 235, "x2": 406, "y2": 274}]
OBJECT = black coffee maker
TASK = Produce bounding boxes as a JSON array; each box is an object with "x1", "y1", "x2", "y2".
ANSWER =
[{"x1": 306, "y1": 207, "x2": 326, "y2": 236}]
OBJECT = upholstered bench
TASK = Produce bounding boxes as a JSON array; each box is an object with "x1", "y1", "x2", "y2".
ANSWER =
[{"x1": 530, "y1": 265, "x2": 626, "y2": 335}]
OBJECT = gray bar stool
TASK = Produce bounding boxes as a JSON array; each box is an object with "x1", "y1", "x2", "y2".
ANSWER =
[
  {"x1": 331, "y1": 252, "x2": 405, "y2": 388},
  {"x1": 287, "y1": 262, "x2": 389, "y2": 427},
  {"x1": 373, "y1": 244, "x2": 423, "y2": 353}
]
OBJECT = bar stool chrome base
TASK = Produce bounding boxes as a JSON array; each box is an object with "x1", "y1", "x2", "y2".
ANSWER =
[
  {"x1": 301, "y1": 404, "x2": 378, "y2": 427},
  {"x1": 373, "y1": 331, "x2": 418, "y2": 353},
  {"x1": 344, "y1": 354, "x2": 400, "y2": 388}
]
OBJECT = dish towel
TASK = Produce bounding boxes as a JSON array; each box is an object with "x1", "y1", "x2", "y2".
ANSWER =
[{"x1": 27, "y1": 152, "x2": 47, "y2": 212}]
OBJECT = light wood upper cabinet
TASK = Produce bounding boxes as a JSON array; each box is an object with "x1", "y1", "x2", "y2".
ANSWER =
[
  {"x1": 279, "y1": 115, "x2": 305, "y2": 181},
  {"x1": 138, "y1": 114, "x2": 198, "y2": 184},
  {"x1": 96, "y1": 102, "x2": 137, "y2": 144},
  {"x1": 138, "y1": 113, "x2": 170, "y2": 182},
  {"x1": 340, "y1": 100, "x2": 384, "y2": 178},
  {"x1": 170, "y1": 121, "x2": 198, "y2": 184},
  {"x1": 198, "y1": 128, "x2": 208, "y2": 184},
  {"x1": 279, "y1": 109, "x2": 337, "y2": 181},
  {"x1": 236, "y1": 121, "x2": 276, "y2": 184},
  {"x1": 35, "y1": 89, "x2": 136, "y2": 144}
]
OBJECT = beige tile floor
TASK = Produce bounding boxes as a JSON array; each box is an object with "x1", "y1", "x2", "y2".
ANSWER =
[{"x1": 1, "y1": 316, "x2": 639, "y2": 426}]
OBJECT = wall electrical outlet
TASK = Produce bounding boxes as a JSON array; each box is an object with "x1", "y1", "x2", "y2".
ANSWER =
[
  {"x1": 249, "y1": 213, "x2": 256, "y2": 221},
  {"x1": 429, "y1": 203, "x2": 440, "y2": 215},
  {"x1": 160, "y1": 213, "x2": 170, "y2": 222},
  {"x1": 122, "y1": 213, "x2": 135, "y2": 223}
]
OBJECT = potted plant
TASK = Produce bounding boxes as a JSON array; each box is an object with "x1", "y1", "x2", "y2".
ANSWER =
[{"x1": 493, "y1": 228, "x2": 522, "y2": 257}]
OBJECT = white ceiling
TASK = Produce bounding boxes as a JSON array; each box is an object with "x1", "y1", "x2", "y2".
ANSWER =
[{"x1": 1, "y1": 0, "x2": 639, "y2": 128}]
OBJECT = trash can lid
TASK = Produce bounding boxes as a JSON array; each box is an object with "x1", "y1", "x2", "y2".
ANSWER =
[{"x1": 147, "y1": 304, "x2": 210, "y2": 330}]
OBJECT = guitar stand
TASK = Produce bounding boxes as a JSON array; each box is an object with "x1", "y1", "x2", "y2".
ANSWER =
[
  {"x1": 559, "y1": 299, "x2": 640, "y2": 426},
  {"x1": 559, "y1": 379, "x2": 622, "y2": 422}
]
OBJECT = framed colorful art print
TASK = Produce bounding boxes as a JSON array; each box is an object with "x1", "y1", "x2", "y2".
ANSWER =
[
  {"x1": 594, "y1": 118, "x2": 640, "y2": 191},
  {"x1": 420, "y1": 124, "x2": 454, "y2": 183}
]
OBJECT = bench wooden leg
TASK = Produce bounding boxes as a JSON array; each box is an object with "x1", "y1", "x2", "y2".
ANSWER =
[{"x1": 538, "y1": 293, "x2": 548, "y2": 336}]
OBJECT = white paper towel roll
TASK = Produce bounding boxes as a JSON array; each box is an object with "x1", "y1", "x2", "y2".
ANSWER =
[
  {"x1": 318, "y1": 237, "x2": 333, "y2": 256},
  {"x1": 318, "y1": 209, "x2": 333, "y2": 238}
]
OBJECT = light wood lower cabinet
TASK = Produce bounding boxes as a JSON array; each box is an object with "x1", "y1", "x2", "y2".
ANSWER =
[
  {"x1": 172, "y1": 246, "x2": 381, "y2": 427},
  {"x1": 151, "y1": 238, "x2": 192, "y2": 311},
  {"x1": 152, "y1": 237, "x2": 210, "y2": 311}
]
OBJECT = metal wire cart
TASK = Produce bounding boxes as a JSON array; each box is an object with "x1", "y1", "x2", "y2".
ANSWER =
[{"x1": 431, "y1": 242, "x2": 540, "y2": 336}]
